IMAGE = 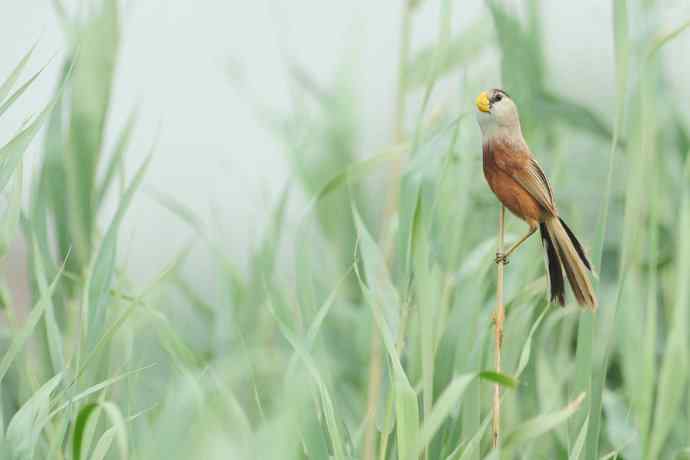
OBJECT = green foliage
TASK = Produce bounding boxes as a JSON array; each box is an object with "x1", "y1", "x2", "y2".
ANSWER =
[
  {"x1": 0, "y1": 1, "x2": 689, "y2": 460},
  {"x1": 488, "y1": 0, "x2": 614, "y2": 143},
  {"x1": 37, "y1": 0, "x2": 121, "y2": 283}
]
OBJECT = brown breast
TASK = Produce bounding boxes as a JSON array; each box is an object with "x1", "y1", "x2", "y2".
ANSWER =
[{"x1": 483, "y1": 141, "x2": 546, "y2": 225}]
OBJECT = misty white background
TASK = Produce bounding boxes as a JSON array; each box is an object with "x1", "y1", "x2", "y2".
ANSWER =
[{"x1": 0, "y1": 1, "x2": 688, "y2": 290}]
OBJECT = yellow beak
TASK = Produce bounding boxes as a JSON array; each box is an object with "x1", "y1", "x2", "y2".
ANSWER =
[{"x1": 476, "y1": 91, "x2": 490, "y2": 113}]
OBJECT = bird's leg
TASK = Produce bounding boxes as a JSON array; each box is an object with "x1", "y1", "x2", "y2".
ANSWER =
[{"x1": 495, "y1": 225, "x2": 537, "y2": 265}]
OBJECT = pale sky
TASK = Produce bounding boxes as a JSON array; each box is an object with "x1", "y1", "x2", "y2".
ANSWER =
[{"x1": 1, "y1": 1, "x2": 688, "y2": 287}]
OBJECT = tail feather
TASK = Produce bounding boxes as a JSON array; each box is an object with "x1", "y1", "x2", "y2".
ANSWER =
[
  {"x1": 540, "y1": 223, "x2": 565, "y2": 306},
  {"x1": 544, "y1": 217, "x2": 597, "y2": 309},
  {"x1": 558, "y1": 217, "x2": 591, "y2": 271}
]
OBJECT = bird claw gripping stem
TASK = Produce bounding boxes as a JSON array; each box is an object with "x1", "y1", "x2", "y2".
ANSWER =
[{"x1": 495, "y1": 252, "x2": 510, "y2": 265}]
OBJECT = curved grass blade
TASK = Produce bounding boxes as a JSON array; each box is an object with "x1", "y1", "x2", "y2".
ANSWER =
[
  {"x1": 0, "y1": 40, "x2": 38, "y2": 104},
  {"x1": 452, "y1": 411, "x2": 492, "y2": 460},
  {"x1": 504, "y1": 393, "x2": 586, "y2": 450},
  {"x1": 414, "y1": 374, "x2": 476, "y2": 458},
  {"x1": 50, "y1": 364, "x2": 156, "y2": 420},
  {"x1": 0, "y1": 92, "x2": 59, "y2": 194},
  {"x1": 89, "y1": 429, "x2": 116, "y2": 460},
  {"x1": 85, "y1": 154, "x2": 151, "y2": 350},
  {"x1": 0, "y1": 264, "x2": 64, "y2": 384},
  {"x1": 647, "y1": 19, "x2": 690, "y2": 58},
  {"x1": 413, "y1": 371, "x2": 516, "y2": 458},
  {"x1": 352, "y1": 207, "x2": 401, "y2": 348},
  {"x1": 73, "y1": 403, "x2": 99, "y2": 460},
  {"x1": 269, "y1": 306, "x2": 347, "y2": 460},
  {"x1": 72, "y1": 401, "x2": 128, "y2": 460},
  {"x1": 352, "y1": 206, "x2": 419, "y2": 460},
  {"x1": 569, "y1": 415, "x2": 589, "y2": 460},
  {"x1": 31, "y1": 233, "x2": 65, "y2": 375},
  {"x1": 99, "y1": 401, "x2": 128, "y2": 460},
  {"x1": 515, "y1": 304, "x2": 549, "y2": 378},
  {"x1": 285, "y1": 266, "x2": 353, "y2": 379},
  {"x1": 0, "y1": 57, "x2": 53, "y2": 119},
  {"x1": 4, "y1": 373, "x2": 63, "y2": 459}
]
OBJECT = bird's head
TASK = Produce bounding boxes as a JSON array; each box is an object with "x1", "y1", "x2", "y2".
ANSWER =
[{"x1": 475, "y1": 89, "x2": 521, "y2": 136}]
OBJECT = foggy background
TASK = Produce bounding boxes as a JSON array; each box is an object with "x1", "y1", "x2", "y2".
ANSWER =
[
  {"x1": 1, "y1": 0, "x2": 688, "y2": 286},
  {"x1": 1, "y1": 2, "x2": 690, "y2": 458}
]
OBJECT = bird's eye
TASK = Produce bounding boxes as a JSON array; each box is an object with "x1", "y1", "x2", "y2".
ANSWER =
[{"x1": 494, "y1": 93, "x2": 503, "y2": 102}]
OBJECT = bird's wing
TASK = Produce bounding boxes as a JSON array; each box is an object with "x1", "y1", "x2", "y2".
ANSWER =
[
  {"x1": 493, "y1": 144, "x2": 558, "y2": 215},
  {"x1": 521, "y1": 158, "x2": 557, "y2": 211}
]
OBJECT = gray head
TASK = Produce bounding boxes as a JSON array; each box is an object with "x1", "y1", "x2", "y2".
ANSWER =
[{"x1": 475, "y1": 88, "x2": 522, "y2": 138}]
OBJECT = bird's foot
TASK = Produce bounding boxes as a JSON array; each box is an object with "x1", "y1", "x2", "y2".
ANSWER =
[{"x1": 495, "y1": 252, "x2": 510, "y2": 265}]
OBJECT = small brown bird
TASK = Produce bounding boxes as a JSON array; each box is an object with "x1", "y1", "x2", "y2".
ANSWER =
[{"x1": 475, "y1": 89, "x2": 597, "y2": 309}]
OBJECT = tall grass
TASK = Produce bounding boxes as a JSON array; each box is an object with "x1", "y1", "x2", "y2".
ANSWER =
[{"x1": 0, "y1": 1, "x2": 689, "y2": 459}]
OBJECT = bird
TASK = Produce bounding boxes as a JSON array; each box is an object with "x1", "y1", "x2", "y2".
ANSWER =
[{"x1": 475, "y1": 88, "x2": 597, "y2": 309}]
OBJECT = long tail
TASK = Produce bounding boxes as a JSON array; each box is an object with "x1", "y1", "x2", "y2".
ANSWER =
[
  {"x1": 540, "y1": 217, "x2": 597, "y2": 309},
  {"x1": 539, "y1": 222, "x2": 565, "y2": 306}
]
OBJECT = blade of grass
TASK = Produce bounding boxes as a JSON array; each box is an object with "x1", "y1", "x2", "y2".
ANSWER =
[
  {"x1": 73, "y1": 403, "x2": 99, "y2": 460},
  {"x1": 285, "y1": 266, "x2": 354, "y2": 380},
  {"x1": 89, "y1": 429, "x2": 115, "y2": 460},
  {"x1": 0, "y1": 57, "x2": 53, "y2": 119},
  {"x1": 395, "y1": 377, "x2": 421, "y2": 460},
  {"x1": 96, "y1": 110, "x2": 137, "y2": 208},
  {"x1": 64, "y1": 0, "x2": 120, "y2": 268},
  {"x1": 98, "y1": 401, "x2": 128, "y2": 460},
  {"x1": 647, "y1": 160, "x2": 690, "y2": 458},
  {"x1": 504, "y1": 393, "x2": 587, "y2": 450},
  {"x1": 580, "y1": 1, "x2": 629, "y2": 457},
  {"x1": 74, "y1": 298, "x2": 140, "y2": 383},
  {"x1": 413, "y1": 209, "x2": 438, "y2": 444},
  {"x1": 0, "y1": 160, "x2": 23, "y2": 258},
  {"x1": 31, "y1": 233, "x2": 65, "y2": 375},
  {"x1": 4, "y1": 373, "x2": 63, "y2": 459},
  {"x1": 413, "y1": 372, "x2": 516, "y2": 459},
  {"x1": 414, "y1": 374, "x2": 475, "y2": 459},
  {"x1": 89, "y1": 407, "x2": 153, "y2": 460},
  {"x1": 353, "y1": 206, "x2": 422, "y2": 460},
  {"x1": 515, "y1": 304, "x2": 549, "y2": 378},
  {"x1": 453, "y1": 412, "x2": 492, "y2": 460},
  {"x1": 352, "y1": 207, "x2": 401, "y2": 346},
  {"x1": 268, "y1": 301, "x2": 346, "y2": 460},
  {"x1": 0, "y1": 92, "x2": 59, "y2": 193},
  {"x1": 50, "y1": 364, "x2": 156, "y2": 420},
  {"x1": 570, "y1": 415, "x2": 589, "y2": 460},
  {"x1": 0, "y1": 40, "x2": 38, "y2": 104},
  {"x1": 85, "y1": 154, "x2": 151, "y2": 350},
  {"x1": 0, "y1": 265, "x2": 63, "y2": 384}
]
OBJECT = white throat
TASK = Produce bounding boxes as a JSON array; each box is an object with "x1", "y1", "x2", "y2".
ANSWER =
[{"x1": 476, "y1": 112, "x2": 526, "y2": 147}]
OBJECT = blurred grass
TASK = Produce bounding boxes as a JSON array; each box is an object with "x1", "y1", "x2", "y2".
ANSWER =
[{"x1": 0, "y1": 1, "x2": 689, "y2": 459}]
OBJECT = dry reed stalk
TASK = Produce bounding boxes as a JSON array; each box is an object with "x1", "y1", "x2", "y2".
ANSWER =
[{"x1": 492, "y1": 206, "x2": 506, "y2": 448}]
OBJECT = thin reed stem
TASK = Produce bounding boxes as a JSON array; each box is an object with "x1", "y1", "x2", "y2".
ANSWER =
[{"x1": 492, "y1": 206, "x2": 506, "y2": 448}]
